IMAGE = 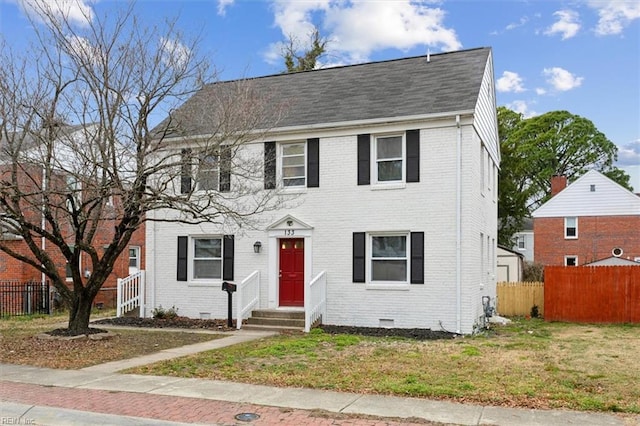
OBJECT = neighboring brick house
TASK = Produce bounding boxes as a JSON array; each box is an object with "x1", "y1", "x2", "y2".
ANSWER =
[
  {"x1": 146, "y1": 47, "x2": 500, "y2": 334},
  {"x1": 532, "y1": 170, "x2": 640, "y2": 266},
  {"x1": 0, "y1": 125, "x2": 145, "y2": 309}
]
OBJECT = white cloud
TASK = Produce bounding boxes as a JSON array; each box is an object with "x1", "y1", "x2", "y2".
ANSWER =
[
  {"x1": 542, "y1": 67, "x2": 584, "y2": 91},
  {"x1": 506, "y1": 100, "x2": 537, "y2": 118},
  {"x1": 588, "y1": 0, "x2": 640, "y2": 36},
  {"x1": 160, "y1": 37, "x2": 192, "y2": 71},
  {"x1": 14, "y1": 0, "x2": 95, "y2": 28},
  {"x1": 506, "y1": 16, "x2": 529, "y2": 31},
  {"x1": 217, "y1": 0, "x2": 235, "y2": 17},
  {"x1": 66, "y1": 35, "x2": 101, "y2": 65},
  {"x1": 617, "y1": 140, "x2": 640, "y2": 166},
  {"x1": 496, "y1": 71, "x2": 525, "y2": 93},
  {"x1": 535, "y1": 87, "x2": 547, "y2": 95},
  {"x1": 544, "y1": 10, "x2": 581, "y2": 39},
  {"x1": 267, "y1": 0, "x2": 461, "y2": 65}
]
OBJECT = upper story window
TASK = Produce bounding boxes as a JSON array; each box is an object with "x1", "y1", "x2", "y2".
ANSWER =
[
  {"x1": 370, "y1": 234, "x2": 408, "y2": 283},
  {"x1": 181, "y1": 147, "x2": 230, "y2": 194},
  {"x1": 281, "y1": 142, "x2": 306, "y2": 187},
  {"x1": 516, "y1": 236, "x2": 525, "y2": 249},
  {"x1": 374, "y1": 135, "x2": 404, "y2": 183},
  {"x1": 564, "y1": 217, "x2": 578, "y2": 239},
  {"x1": 197, "y1": 152, "x2": 219, "y2": 191},
  {"x1": 192, "y1": 237, "x2": 222, "y2": 280},
  {"x1": 357, "y1": 131, "x2": 419, "y2": 186}
]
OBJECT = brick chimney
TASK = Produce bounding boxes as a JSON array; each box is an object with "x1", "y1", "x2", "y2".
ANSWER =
[{"x1": 551, "y1": 175, "x2": 567, "y2": 196}]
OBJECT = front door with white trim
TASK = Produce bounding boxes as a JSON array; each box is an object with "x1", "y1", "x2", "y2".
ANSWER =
[{"x1": 279, "y1": 238, "x2": 304, "y2": 306}]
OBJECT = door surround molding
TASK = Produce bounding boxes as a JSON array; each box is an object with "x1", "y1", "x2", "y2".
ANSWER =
[{"x1": 266, "y1": 215, "x2": 313, "y2": 308}]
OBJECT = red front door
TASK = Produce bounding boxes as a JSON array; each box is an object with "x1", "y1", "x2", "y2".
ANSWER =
[{"x1": 279, "y1": 238, "x2": 304, "y2": 306}]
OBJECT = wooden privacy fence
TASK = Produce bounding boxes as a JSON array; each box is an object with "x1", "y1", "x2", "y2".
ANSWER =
[
  {"x1": 545, "y1": 265, "x2": 640, "y2": 323},
  {"x1": 497, "y1": 282, "x2": 544, "y2": 317}
]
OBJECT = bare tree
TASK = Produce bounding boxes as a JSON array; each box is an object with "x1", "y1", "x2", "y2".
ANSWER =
[{"x1": 0, "y1": 2, "x2": 285, "y2": 334}]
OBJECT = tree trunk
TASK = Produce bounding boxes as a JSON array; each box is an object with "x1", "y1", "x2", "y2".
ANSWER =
[{"x1": 67, "y1": 293, "x2": 94, "y2": 335}]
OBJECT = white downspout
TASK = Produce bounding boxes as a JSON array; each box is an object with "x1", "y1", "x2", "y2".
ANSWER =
[{"x1": 455, "y1": 115, "x2": 462, "y2": 334}]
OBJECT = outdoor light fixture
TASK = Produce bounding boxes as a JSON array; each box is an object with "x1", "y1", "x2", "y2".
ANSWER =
[{"x1": 253, "y1": 241, "x2": 262, "y2": 253}]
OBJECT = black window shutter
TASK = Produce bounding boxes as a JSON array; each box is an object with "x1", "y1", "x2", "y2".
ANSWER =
[
  {"x1": 307, "y1": 138, "x2": 319, "y2": 188},
  {"x1": 180, "y1": 149, "x2": 192, "y2": 194},
  {"x1": 177, "y1": 236, "x2": 188, "y2": 281},
  {"x1": 219, "y1": 146, "x2": 231, "y2": 192},
  {"x1": 406, "y1": 130, "x2": 420, "y2": 183},
  {"x1": 357, "y1": 134, "x2": 370, "y2": 185},
  {"x1": 223, "y1": 235, "x2": 234, "y2": 281},
  {"x1": 264, "y1": 142, "x2": 276, "y2": 189},
  {"x1": 353, "y1": 232, "x2": 366, "y2": 283},
  {"x1": 410, "y1": 232, "x2": 424, "y2": 284}
]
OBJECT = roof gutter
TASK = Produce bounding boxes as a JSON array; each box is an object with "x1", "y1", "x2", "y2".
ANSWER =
[{"x1": 156, "y1": 110, "x2": 476, "y2": 146}]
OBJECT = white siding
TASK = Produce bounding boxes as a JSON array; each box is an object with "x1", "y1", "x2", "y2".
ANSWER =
[
  {"x1": 473, "y1": 51, "x2": 499, "y2": 165},
  {"x1": 533, "y1": 170, "x2": 640, "y2": 218}
]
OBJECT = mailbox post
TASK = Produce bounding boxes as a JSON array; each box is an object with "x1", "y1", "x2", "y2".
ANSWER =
[{"x1": 221, "y1": 281, "x2": 236, "y2": 328}]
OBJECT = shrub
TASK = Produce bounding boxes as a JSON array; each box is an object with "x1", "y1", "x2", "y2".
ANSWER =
[
  {"x1": 523, "y1": 261, "x2": 544, "y2": 282},
  {"x1": 152, "y1": 305, "x2": 179, "y2": 319}
]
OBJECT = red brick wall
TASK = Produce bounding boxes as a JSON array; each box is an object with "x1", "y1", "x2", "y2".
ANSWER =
[
  {"x1": 534, "y1": 215, "x2": 640, "y2": 265},
  {"x1": 0, "y1": 163, "x2": 146, "y2": 309}
]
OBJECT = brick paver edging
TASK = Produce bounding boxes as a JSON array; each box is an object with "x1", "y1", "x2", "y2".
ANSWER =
[{"x1": 0, "y1": 381, "x2": 433, "y2": 425}]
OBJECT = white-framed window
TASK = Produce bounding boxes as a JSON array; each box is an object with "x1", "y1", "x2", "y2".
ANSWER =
[
  {"x1": 281, "y1": 142, "x2": 306, "y2": 187},
  {"x1": 565, "y1": 217, "x2": 578, "y2": 239},
  {"x1": 196, "y1": 151, "x2": 219, "y2": 191},
  {"x1": 192, "y1": 237, "x2": 222, "y2": 280},
  {"x1": 369, "y1": 233, "x2": 408, "y2": 283},
  {"x1": 128, "y1": 246, "x2": 140, "y2": 274},
  {"x1": 565, "y1": 256, "x2": 577, "y2": 266},
  {"x1": 374, "y1": 134, "x2": 404, "y2": 183},
  {"x1": 517, "y1": 236, "x2": 525, "y2": 249}
]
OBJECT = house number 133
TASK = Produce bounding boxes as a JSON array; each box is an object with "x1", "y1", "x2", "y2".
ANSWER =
[{"x1": 284, "y1": 229, "x2": 295, "y2": 235}]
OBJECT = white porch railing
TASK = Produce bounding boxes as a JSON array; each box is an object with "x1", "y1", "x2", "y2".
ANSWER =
[
  {"x1": 116, "y1": 271, "x2": 145, "y2": 318},
  {"x1": 236, "y1": 270, "x2": 260, "y2": 329},
  {"x1": 305, "y1": 270, "x2": 326, "y2": 332}
]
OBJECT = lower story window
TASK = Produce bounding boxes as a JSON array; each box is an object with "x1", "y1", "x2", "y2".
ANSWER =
[
  {"x1": 370, "y1": 234, "x2": 407, "y2": 282},
  {"x1": 565, "y1": 256, "x2": 577, "y2": 266},
  {"x1": 193, "y1": 237, "x2": 222, "y2": 279}
]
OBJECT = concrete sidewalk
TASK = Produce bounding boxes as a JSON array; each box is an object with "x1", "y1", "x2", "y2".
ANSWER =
[{"x1": 1, "y1": 328, "x2": 638, "y2": 426}]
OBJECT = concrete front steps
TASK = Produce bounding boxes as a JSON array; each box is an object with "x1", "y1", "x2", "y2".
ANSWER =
[{"x1": 244, "y1": 309, "x2": 305, "y2": 332}]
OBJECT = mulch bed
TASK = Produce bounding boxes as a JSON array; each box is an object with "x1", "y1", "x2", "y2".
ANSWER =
[
  {"x1": 93, "y1": 316, "x2": 458, "y2": 340},
  {"x1": 93, "y1": 316, "x2": 237, "y2": 331}
]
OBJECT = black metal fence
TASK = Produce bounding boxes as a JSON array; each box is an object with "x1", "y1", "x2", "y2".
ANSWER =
[{"x1": 0, "y1": 280, "x2": 50, "y2": 317}]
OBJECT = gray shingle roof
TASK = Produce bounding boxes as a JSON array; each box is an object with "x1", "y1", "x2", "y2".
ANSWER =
[{"x1": 157, "y1": 47, "x2": 490, "y2": 137}]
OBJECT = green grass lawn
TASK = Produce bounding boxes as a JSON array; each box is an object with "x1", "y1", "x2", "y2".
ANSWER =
[{"x1": 128, "y1": 319, "x2": 640, "y2": 413}]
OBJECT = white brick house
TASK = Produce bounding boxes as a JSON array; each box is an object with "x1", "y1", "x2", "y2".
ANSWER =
[{"x1": 145, "y1": 47, "x2": 500, "y2": 334}]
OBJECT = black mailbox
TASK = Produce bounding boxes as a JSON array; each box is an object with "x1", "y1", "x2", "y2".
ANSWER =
[
  {"x1": 222, "y1": 281, "x2": 236, "y2": 328},
  {"x1": 222, "y1": 281, "x2": 236, "y2": 292}
]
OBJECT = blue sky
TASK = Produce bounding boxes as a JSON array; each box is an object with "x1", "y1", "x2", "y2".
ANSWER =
[{"x1": 1, "y1": 0, "x2": 639, "y2": 190}]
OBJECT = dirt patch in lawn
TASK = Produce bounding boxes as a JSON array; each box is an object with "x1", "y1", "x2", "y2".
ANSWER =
[{"x1": 0, "y1": 314, "x2": 227, "y2": 370}]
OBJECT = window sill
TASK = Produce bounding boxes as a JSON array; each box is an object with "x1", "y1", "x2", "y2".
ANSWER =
[
  {"x1": 188, "y1": 280, "x2": 222, "y2": 287},
  {"x1": 371, "y1": 182, "x2": 406, "y2": 191},
  {"x1": 365, "y1": 283, "x2": 411, "y2": 291},
  {"x1": 564, "y1": 236, "x2": 578, "y2": 240},
  {"x1": 281, "y1": 186, "x2": 308, "y2": 194}
]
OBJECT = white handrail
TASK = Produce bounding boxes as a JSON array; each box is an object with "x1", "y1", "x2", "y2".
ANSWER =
[
  {"x1": 236, "y1": 270, "x2": 260, "y2": 329},
  {"x1": 116, "y1": 271, "x2": 145, "y2": 318},
  {"x1": 305, "y1": 270, "x2": 326, "y2": 332}
]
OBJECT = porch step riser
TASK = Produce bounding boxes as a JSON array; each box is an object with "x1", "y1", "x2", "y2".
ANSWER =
[
  {"x1": 250, "y1": 309, "x2": 304, "y2": 320},
  {"x1": 247, "y1": 317, "x2": 305, "y2": 328}
]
